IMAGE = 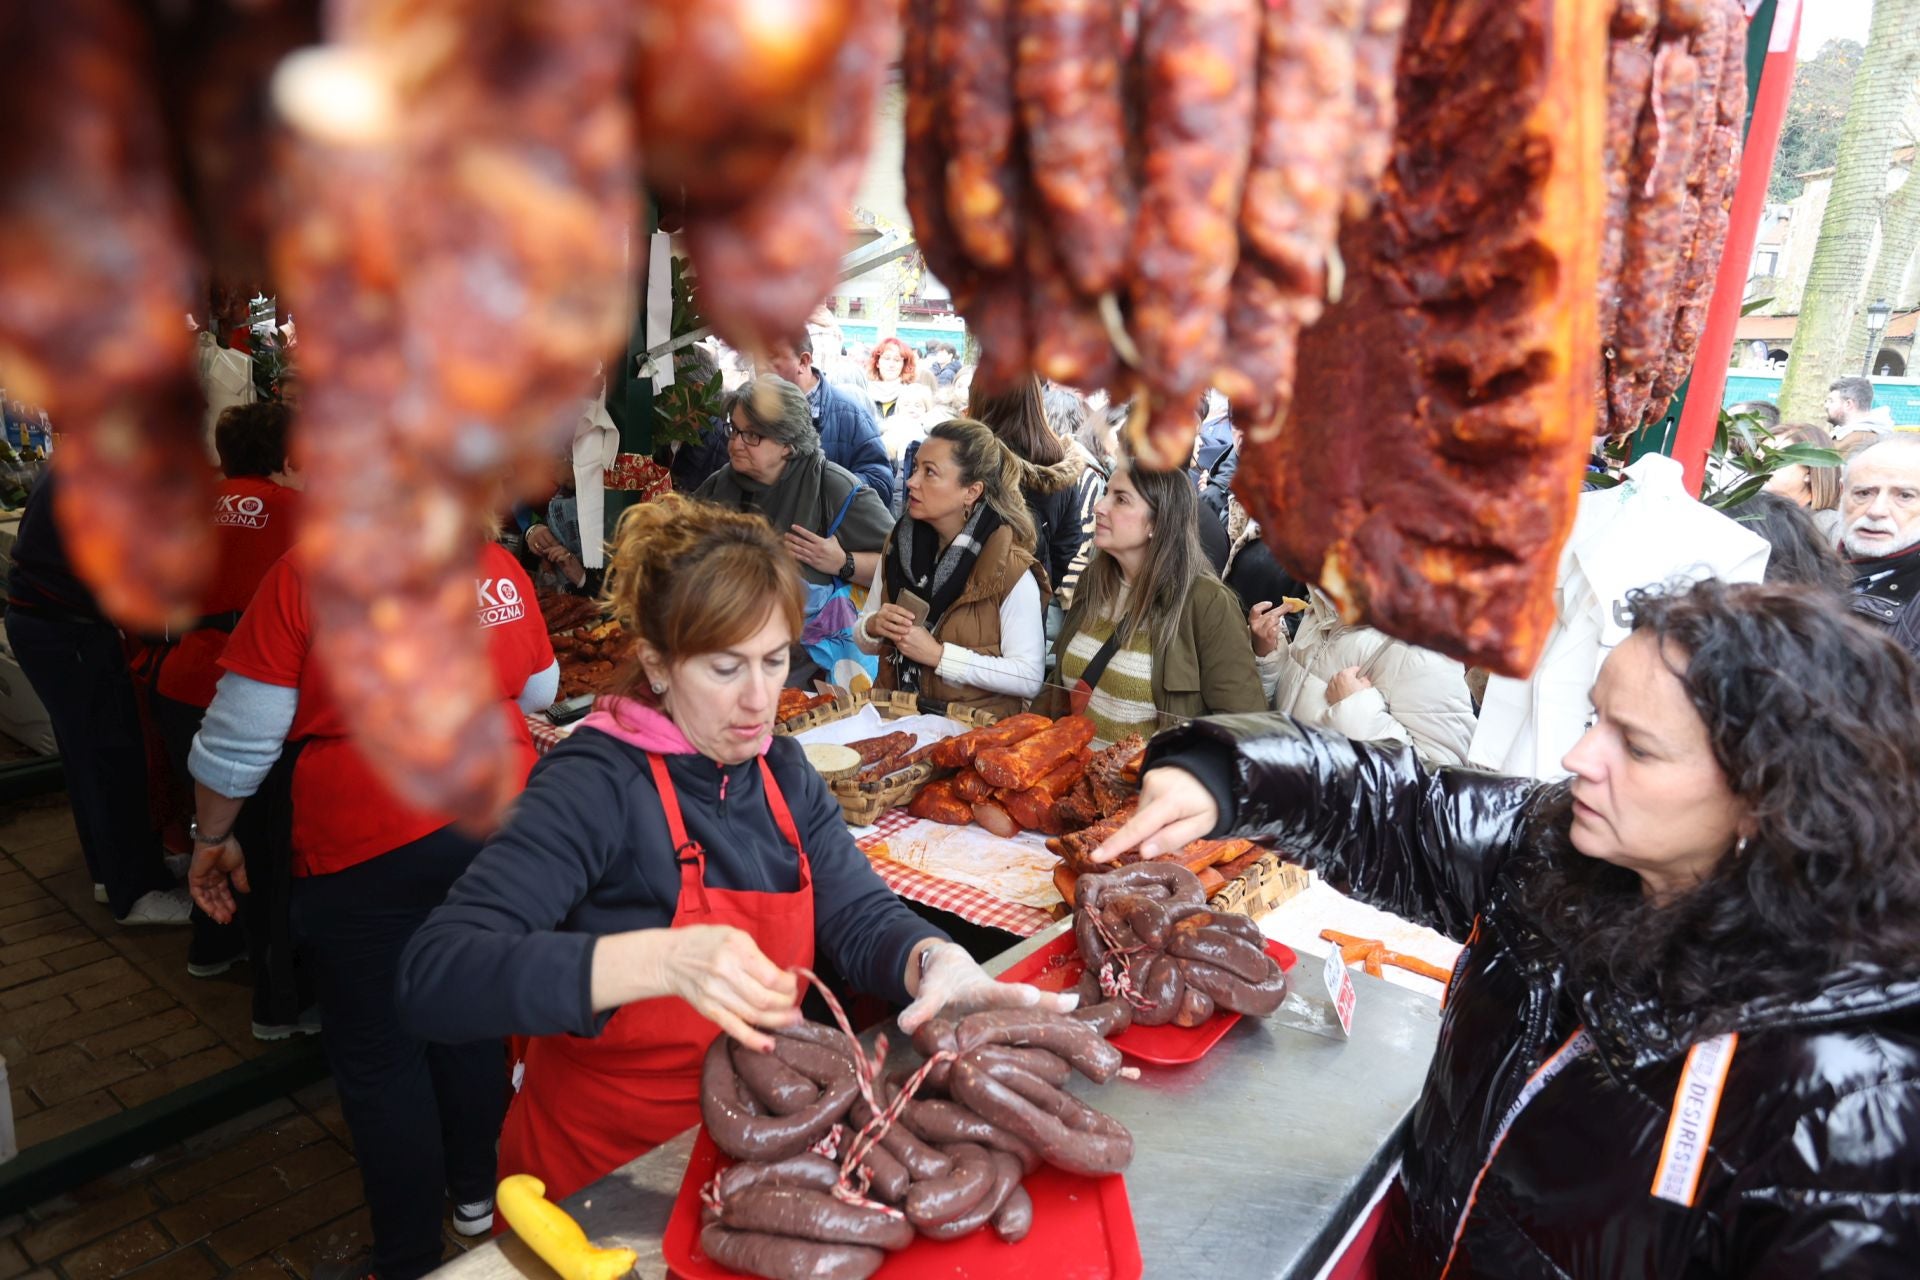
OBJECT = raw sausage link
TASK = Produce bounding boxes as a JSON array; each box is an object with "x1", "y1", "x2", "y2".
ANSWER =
[
  {"x1": 716, "y1": 1153, "x2": 843, "y2": 1202},
  {"x1": 993, "y1": 1181, "x2": 1035, "y2": 1242},
  {"x1": 903, "y1": 1141, "x2": 996, "y2": 1228},
  {"x1": 1173, "y1": 981, "x2": 1216, "y2": 1027},
  {"x1": 700, "y1": 1036, "x2": 858, "y2": 1162},
  {"x1": 949, "y1": 1059, "x2": 1134, "y2": 1176},
  {"x1": 937, "y1": 0, "x2": 1022, "y2": 270},
  {"x1": 732, "y1": 1039, "x2": 819, "y2": 1114},
  {"x1": 698, "y1": 1221, "x2": 883, "y2": 1280},
  {"x1": 0, "y1": 2, "x2": 211, "y2": 631},
  {"x1": 721, "y1": 1185, "x2": 915, "y2": 1251},
  {"x1": 900, "y1": 1098, "x2": 1039, "y2": 1167},
  {"x1": 954, "y1": 1010, "x2": 1124, "y2": 1083},
  {"x1": 1183, "y1": 956, "x2": 1290, "y2": 1016},
  {"x1": 1012, "y1": 0, "x2": 1132, "y2": 295},
  {"x1": 921, "y1": 1147, "x2": 1024, "y2": 1241},
  {"x1": 1166, "y1": 923, "x2": 1277, "y2": 984}
]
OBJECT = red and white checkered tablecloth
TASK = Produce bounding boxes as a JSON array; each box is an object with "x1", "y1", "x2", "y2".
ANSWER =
[
  {"x1": 854, "y1": 808, "x2": 1058, "y2": 937},
  {"x1": 528, "y1": 714, "x2": 571, "y2": 753}
]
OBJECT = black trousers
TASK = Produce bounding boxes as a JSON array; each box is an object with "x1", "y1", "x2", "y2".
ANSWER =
[
  {"x1": 150, "y1": 690, "x2": 307, "y2": 1024},
  {"x1": 7, "y1": 611, "x2": 171, "y2": 915},
  {"x1": 290, "y1": 827, "x2": 508, "y2": 1280}
]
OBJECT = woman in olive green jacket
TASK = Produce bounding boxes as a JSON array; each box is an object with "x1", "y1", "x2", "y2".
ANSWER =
[{"x1": 1041, "y1": 460, "x2": 1265, "y2": 744}]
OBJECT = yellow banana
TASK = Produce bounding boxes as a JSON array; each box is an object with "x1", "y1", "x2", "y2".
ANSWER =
[{"x1": 495, "y1": 1174, "x2": 637, "y2": 1280}]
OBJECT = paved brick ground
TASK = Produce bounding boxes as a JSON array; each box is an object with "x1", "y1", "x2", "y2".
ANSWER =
[
  {"x1": 1, "y1": 799, "x2": 260, "y2": 1151},
  {"x1": 1, "y1": 1082, "x2": 485, "y2": 1280},
  {"x1": 1, "y1": 795, "x2": 487, "y2": 1279}
]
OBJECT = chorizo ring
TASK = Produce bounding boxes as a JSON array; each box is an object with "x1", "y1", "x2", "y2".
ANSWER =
[
  {"x1": 698, "y1": 1221, "x2": 883, "y2": 1280},
  {"x1": 920, "y1": 1147, "x2": 1023, "y2": 1242},
  {"x1": 903, "y1": 1141, "x2": 996, "y2": 1229},
  {"x1": 954, "y1": 1011, "x2": 1123, "y2": 1084},
  {"x1": 949, "y1": 1059, "x2": 1133, "y2": 1177},
  {"x1": 701, "y1": 1036, "x2": 858, "y2": 1162},
  {"x1": 721, "y1": 1185, "x2": 915, "y2": 1252}
]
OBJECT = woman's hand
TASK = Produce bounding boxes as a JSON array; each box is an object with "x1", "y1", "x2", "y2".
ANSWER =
[
  {"x1": 1247, "y1": 598, "x2": 1305, "y2": 658},
  {"x1": 1089, "y1": 766, "x2": 1221, "y2": 863},
  {"x1": 659, "y1": 925, "x2": 801, "y2": 1052},
  {"x1": 898, "y1": 940, "x2": 1078, "y2": 1034},
  {"x1": 870, "y1": 603, "x2": 917, "y2": 645},
  {"x1": 526, "y1": 525, "x2": 559, "y2": 557},
  {"x1": 189, "y1": 836, "x2": 249, "y2": 924},
  {"x1": 894, "y1": 624, "x2": 944, "y2": 668},
  {"x1": 1325, "y1": 665, "x2": 1374, "y2": 706},
  {"x1": 784, "y1": 525, "x2": 846, "y2": 576}
]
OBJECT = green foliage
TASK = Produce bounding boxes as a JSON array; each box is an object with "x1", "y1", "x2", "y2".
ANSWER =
[
  {"x1": 650, "y1": 257, "x2": 725, "y2": 450},
  {"x1": 1769, "y1": 39, "x2": 1866, "y2": 204},
  {"x1": 1587, "y1": 409, "x2": 1843, "y2": 511}
]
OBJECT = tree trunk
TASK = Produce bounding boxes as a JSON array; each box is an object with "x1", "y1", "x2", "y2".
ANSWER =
[
  {"x1": 1845, "y1": 159, "x2": 1920, "y2": 375},
  {"x1": 1779, "y1": 0, "x2": 1920, "y2": 419}
]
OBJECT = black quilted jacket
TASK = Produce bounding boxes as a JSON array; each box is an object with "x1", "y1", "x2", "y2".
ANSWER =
[{"x1": 1152, "y1": 713, "x2": 1920, "y2": 1279}]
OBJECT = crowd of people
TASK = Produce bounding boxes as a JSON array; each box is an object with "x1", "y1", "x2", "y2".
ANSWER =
[{"x1": 8, "y1": 339, "x2": 1920, "y2": 1278}]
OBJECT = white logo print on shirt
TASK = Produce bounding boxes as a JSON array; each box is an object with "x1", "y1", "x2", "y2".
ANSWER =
[
  {"x1": 214, "y1": 494, "x2": 269, "y2": 529},
  {"x1": 476, "y1": 576, "x2": 525, "y2": 628}
]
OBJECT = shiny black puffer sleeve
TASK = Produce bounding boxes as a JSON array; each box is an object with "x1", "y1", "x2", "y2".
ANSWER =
[{"x1": 1145, "y1": 714, "x2": 1548, "y2": 942}]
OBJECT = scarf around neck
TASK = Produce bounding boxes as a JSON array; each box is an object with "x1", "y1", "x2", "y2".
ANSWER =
[{"x1": 883, "y1": 502, "x2": 1003, "y2": 690}]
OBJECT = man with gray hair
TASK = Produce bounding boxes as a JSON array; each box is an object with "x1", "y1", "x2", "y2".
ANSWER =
[{"x1": 1839, "y1": 435, "x2": 1920, "y2": 658}]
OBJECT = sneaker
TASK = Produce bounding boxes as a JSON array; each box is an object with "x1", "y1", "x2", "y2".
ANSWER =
[
  {"x1": 253, "y1": 1005, "x2": 323, "y2": 1041},
  {"x1": 115, "y1": 888, "x2": 193, "y2": 926},
  {"x1": 94, "y1": 882, "x2": 107, "y2": 904},
  {"x1": 164, "y1": 852, "x2": 192, "y2": 880},
  {"x1": 452, "y1": 1197, "x2": 494, "y2": 1237},
  {"x1": 187, "y1": 942, "x2": 247, "y2": 979}
]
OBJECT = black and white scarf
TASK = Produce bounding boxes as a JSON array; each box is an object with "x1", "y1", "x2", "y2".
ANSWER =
[{"x1": 883, "y1": 503, "x2": 1003, "y2": 691}]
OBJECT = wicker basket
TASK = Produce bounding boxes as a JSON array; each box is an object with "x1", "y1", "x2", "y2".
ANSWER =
[
  {"x1": 1209, "y1": 852, "x2": 1311, "y2": 921},
  {"x1": 826, "y1": 698, "x2": 1005, "y2": 825}
]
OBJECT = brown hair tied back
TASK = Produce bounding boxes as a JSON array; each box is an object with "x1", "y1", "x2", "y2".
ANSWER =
[
  {"x1": 602, "y1": 494, "x2": 806, "y2": 706},
  {"x1": 924, "y1": 418, "x2": 1038, "y2": 552}
]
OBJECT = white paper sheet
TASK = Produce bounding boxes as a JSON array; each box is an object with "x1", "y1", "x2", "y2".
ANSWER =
[
  {"x1": 790, "y1": 710, "x2": 971, "y2": 751},
  {"x1": 861, "y1": 822, "x2": 1063, "y2": 911}
]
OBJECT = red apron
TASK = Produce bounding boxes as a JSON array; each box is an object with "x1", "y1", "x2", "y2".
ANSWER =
[{"x1": 496, "y1": 752, "x2": 816, "y2": 1205}]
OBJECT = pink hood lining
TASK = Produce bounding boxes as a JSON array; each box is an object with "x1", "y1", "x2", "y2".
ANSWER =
[{"x1": 577, "y1": 697, "x2": 774, "y2": 758}]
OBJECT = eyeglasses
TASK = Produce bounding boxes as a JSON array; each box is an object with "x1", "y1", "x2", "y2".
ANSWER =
[{"x1": 724, "y1": 423, "x2": 767, "y2": 448}]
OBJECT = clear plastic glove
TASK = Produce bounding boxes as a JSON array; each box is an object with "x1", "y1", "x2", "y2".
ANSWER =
[{"x1": 898, "y1": 940, "x2": 1078, "y2": 1034}]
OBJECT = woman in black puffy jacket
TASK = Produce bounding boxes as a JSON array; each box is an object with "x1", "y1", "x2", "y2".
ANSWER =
[
  {"x1": 969, "y1": 376, "x2": 1086, "y2": 595},
  {"x1": 1095, "y1": 578, "x2": 1920, "y2": 1278}
]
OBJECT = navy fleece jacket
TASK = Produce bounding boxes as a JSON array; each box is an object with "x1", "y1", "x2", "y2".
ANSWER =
[{"x1": 397, "y1": 719, "x2": 944, "y2": 1043}]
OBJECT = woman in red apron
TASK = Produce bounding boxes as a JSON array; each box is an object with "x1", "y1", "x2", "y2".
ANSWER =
[{"x1": 398, "y1": 495, "x2": 1071, "y2": 1207}]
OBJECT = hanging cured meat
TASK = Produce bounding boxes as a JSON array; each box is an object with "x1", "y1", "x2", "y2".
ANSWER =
[
  {"x1": 271, "y1": 0, "x2": 636, "y2": 822},
  {"x1": 0, "y1": 1, "x2": 212, "y2": 630},
  {"x1": 1233, "y1": 0, "x2": 1610, "y2": 676}
]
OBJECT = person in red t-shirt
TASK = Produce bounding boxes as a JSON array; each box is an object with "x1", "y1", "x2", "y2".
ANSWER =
[
  {"x1": 186, "y1": 538, "x2": 557, "y2": 1280},
  {"x1": 149, "y1": 402, "x2": 304, "y2": 993}
]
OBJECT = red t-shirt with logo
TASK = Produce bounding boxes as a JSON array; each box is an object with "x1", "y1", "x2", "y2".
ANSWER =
[
  {"x1": 218, "y1": 543, "x2": 555, "y2": 877},
  {"x1": 157, "y1": 477, "x2": 303, "y2": 709}
]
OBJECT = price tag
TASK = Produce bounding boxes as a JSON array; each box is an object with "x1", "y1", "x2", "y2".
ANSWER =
[{"x1": 1323, "y1": 945, "x2": 1357, "y2": 1037}]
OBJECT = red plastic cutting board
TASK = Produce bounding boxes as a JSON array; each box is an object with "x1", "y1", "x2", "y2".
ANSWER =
[
  {"x1": 664, "y1": 1128, "x2": 1142, "y2": 1280},
  {"x1": 998, "y1": 929, "x2": 1296, "y2": 1066}
]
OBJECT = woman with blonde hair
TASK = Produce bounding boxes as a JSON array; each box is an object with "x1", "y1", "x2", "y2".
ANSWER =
[
  {"x1": 857, "y1": 418, "x2": 1049, "y2": 714},
  {"x1": 399, "y1": 494, "x2": 1066, "y2": 1209},
  {"x1": 1761, "y1": 421, "x2": 1844, "y2": 543}
]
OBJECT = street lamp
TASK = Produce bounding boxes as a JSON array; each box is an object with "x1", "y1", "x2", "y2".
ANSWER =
[{"x1": 1863, "y1": 297, "x2": 1892, "y2": 375}]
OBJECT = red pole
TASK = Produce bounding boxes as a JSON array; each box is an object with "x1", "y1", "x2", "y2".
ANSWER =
[{"x1": 1672, "y1": 0, "x2": 1803, "y2": 495}]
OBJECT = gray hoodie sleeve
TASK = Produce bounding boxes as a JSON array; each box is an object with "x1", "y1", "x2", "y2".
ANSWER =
[{"x1": 189, "y1": 671, "x2": 298, "y2": 798}]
